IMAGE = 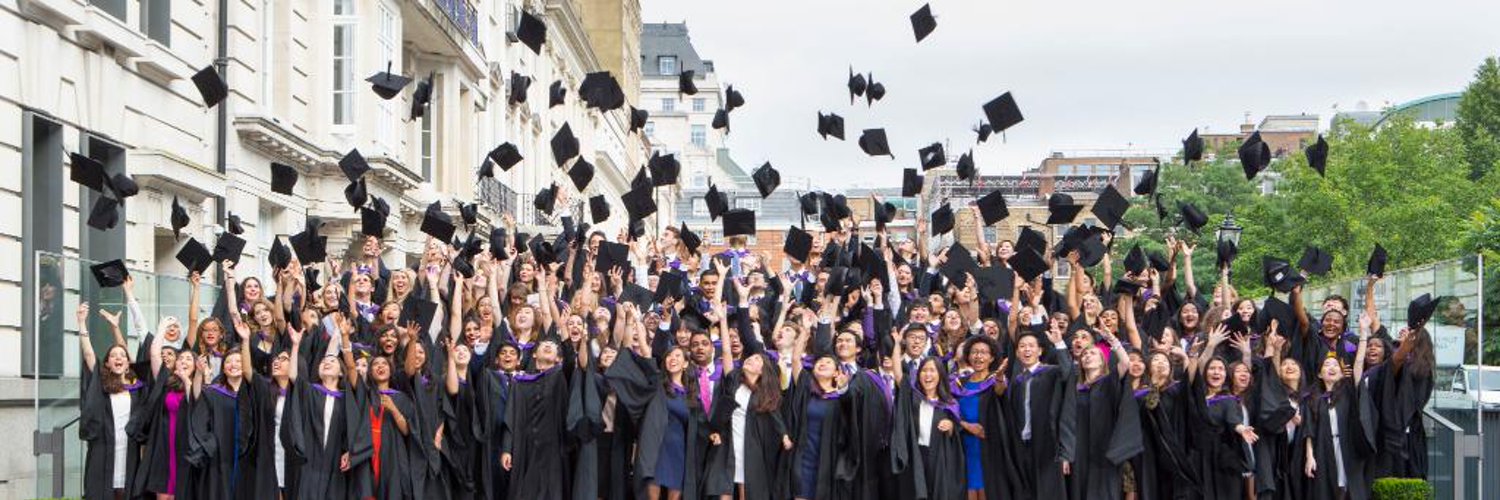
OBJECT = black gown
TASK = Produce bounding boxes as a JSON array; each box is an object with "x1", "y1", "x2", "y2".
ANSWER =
[
  {"x1": 784, "y1": 371, "x2": 855, "y2": 500},
  {"x1": 1070, "y1": 371, "x2": 1144, "y2": 500},
  {"x1": 1305, "y1": 382, "x2": 1372, "y2": 500},
  {"x1": 130, "y1": 368, "x2": 208, "y2": 500},
  {"x1": 477, "y1": 369, "x2": 515, "y2": 500},
  {"x1": 284, "y1": 378, "x2": 371, "y2": 499},
  {"x1": 704, "y1": 368, "x2": 792, "y2": 500},
  {"x1": 605, "y1": 349, "x2": 711, "y2": 499},
  {"x1": 844, "y1": 369, "x2": 899, "y2": 500},
  {"x1": 198, "y1": 381, "x2": 257, "y2": 500},
  {"x1": 355, "y1": 384, "x2": 418, "y2": 499},
  {"x1": 1379, "y1": 362, "x2": 1432, "y2": 479},
  {"x1": 889, "y1": 379, "x2": 968, "y2": 500},
  {"x1": 248, "y1": 375, "x2": 296, "y2": 499},
  {"x1": 1186, "y1": 382, "x2": 1250, "y2": 500},
  {"x1": 1133, "y1": 381, "x2": 1199, "y2": 500},
  {"x1": 1249, "y1": 357, "x2": 1297, "y2": 498},
  {"x1": 501, "y1": 363, "x2": 585, "y2": 500},
  {"x1": 441, "y1": 377, "x2": 483, "y2": 500},
  {"x1": 80, "y1": 365, "x2": 149, "y2": 500},
  {"x1": 1000, "y1": 355, "x2": 1077, "y2": 500}
]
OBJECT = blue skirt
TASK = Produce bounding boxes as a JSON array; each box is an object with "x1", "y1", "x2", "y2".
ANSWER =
[{"x1": 655, "y1": 396, "x2": 690, "y2": 490}]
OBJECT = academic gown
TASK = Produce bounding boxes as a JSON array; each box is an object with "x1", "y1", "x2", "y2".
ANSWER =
[
  {"x1": 131, "y1": 368, "x2": 209, "y2": 500},
  {"x1": 784, "y1": 371, "x2": 856, "y2": 500},
  {"x1": 440, "y1": 377, "x2": 483, "y2": 500},
  {"x1": 889, "y1": 380, "x2": 967, "y2": 500},
  {"x1": 1070, "y1": 371, "x2": 1145, "y2": 500},
  {"x1": 197, "y1": 381, "x2": 257, "y2": 500},
  {"x1": 284, "y1": 378, "x2": 371, "y2": 500},
  {"x1": 394, "y1": 355, "x2": 449, "y2": 499},
  {"x1": 1248, "y1": 358, "x2": 1298, "y2": 498},
  {"x1": 1272, "y1": 389, "x2": 1314, "y2": 500},
  {"x1": 953, "y1": 373, "x2": 1017, "y2": 500},
  {"x1": 1132, "y1": 380, "x2": 1200, "y2": 500},
  {"x1": 1379, "y1": 363, "x2": 1433, "y2": 479},
  {"x1": 1000, "y1": 355, "x2": 1077, "y2": 500},
  {"x1": 477, "y1": 369, "x2": 515, "y2": 500},
  {"x1": 843, "y1": 370, "x2": 899, "y2": 500},
  {"x1": 80, "y1": 365, "x2": 150, "y2": 500},
  {"x1": 248, "y1": 375, "x2": 296, "y2": 499},
  {"x1": 1305, "y1": 382, "x2": 1371, "y2": 500},
  {"x1": 606, "y1": 349, "x2": 711, "y2": 499},
  {"x1": 501, "y1": 364, "x2": 584, "y2": 500},
  {"x1": 703, "y1": 369, "x2": 792, "y2": 500},
  {"x1": 567, "y1": 359, "x2": 605, "y2": 500},
  {"x1": 1186, "y1": 381, "x2": 1251, "y2": 500},
  {"x1": 354, "y1": 384, "x2": 418, "y2": 500}
]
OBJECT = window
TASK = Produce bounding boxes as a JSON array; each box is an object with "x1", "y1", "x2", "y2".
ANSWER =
[
  {"x1": 1055, "y1": 164, "x2": 1073, "y2": 176},
  {"x1": 261, "y1": 0, "x2": 275, "y2": 113},
  {"x1": 141, "y1": 0, "x2": 171, "y2": 45},
  {"x1": 689, "y1": 173, "x2": 708, "y2": 188},
  {"x1": 661, "y1": 98, "x2": 675, "y2": 113},
  {"x1": 691, "y1": 125, "x2": 706, "y2": 148},
  {"x1": 90, "y1": 0, "x2": 127, "y2": 21},
  {"x1": 332, "y1": 0, "x2": 357, "y2": 126},
  {"x1": 644, "y1": 121, "x2": 655, "y2": 137},
  {"x1": 658, "y1": 56, "x2": 678, "y2": 76},
  {"x1": 421, "y1": 91, "x2": 437, "y2": 180},
  {"x1": 736, "y1": 198, "x2": 761, "y2": 211},
  {"x1": 693, "y1": 98, "x2": 706, "y2": 112},
  {"x1": 692, "y1": 199, "x2": 709, "y2": 217},
  {"x1": 22, "y1": 112, "x2": 65, "y2": 376},
  {"x1": 376, "y1": 4, "x2": 397, "y2": 149}
]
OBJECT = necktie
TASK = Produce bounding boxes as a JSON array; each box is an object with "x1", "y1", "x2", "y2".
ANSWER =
[{"x1": 698, "y1": 367, "x2": 713, "y2": 410}]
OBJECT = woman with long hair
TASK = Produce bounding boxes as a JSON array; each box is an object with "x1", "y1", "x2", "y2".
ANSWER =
[
  {"x1": 891, "y1": 356, "x2": 967, "y2": 500},
  {"x1": 1131, "y1": 346, "x2": 1195, "y2": 500},
  {"x1": 281, "y1": 316, "x2": 369, "y2": 499},
  {"x1": 78, "y1": 301, "x2": 150, "y2": 500},
  {"x1": 198, "y1": 325, "x2": 255, "y2": 499},
  {"x1": 1381, "y1": 294, "x2": 1438, "y2": 479},
  {"x1": 1070, "y1": 330, "x2": 1134, "y2": 500},
  {"x1": 1187, "y1": 324, "x2": 1257, "y2": 500},
  {"x1": 707, "y1": 349, "x2": 790, "y2": 500},
  {"x1": 1304, "y1": 354, "x2": 1370, "y2": 500},
  {"x1": 785, "y1": 354, "x2": 850, "y2": 500},
  {"x1": 246, "y1": 324, "x2": 301, "y2": 499}
]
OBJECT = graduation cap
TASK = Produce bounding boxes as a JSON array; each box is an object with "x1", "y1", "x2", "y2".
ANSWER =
[
  {"x1": 486, "y1": 143, "x2": 524, "y2": 176},
  {"x1": 86, "y1": 196, "x2": 121, "y2": 231},
  {"x1": 865, "y1": 75, "x2": 886, "y2": 105},
  {"x1": 1178, "y1": 201, "x2": 1208, "y2": 232},
  {"x1": 339, "y1": 149, "x2": 370, "y2": 182},
  {"x1": 579, "y1": 71, "x2": 626, "y2": 111},
  {"x1": 90, "y1": 259, "x2": 130, "y2": 288},
  {"x1": 108, "y1": 173, "x2": 139, "y2": 199},
  {"x1": 784, "y1": 225, "x2": 814, "y2": 262},
  {"x1": 648, "y1": 152, "x2": 680, "y2": 186},
  {"x1": 909, "y1": 3, "x2": 937, "y2": 42},
  {"x1": 451, "y1": 254, "x2": 476, "y2": 279},
  {"x1": 211, "y1": 232, "x2": 247, "y2": 267},
  {"x1": 1262, "y1": 256, "x2": 1305, "y2": 294},
  {"x1": 1366, "y1": 244, "x2": 1388, "y2": 278},
  {"x1": 1299, "y1": 246, "x2": 1333, "y2": 276},
  {"x1": 1046, "y1": 193, "x2": 1084, "y2": 224},
  {"x1": 976, "y1": 190, "x2": 1008, "y2": 226},
  {"x1": 354, "y1": 206, "x2": 385, "y2": 238},
  {"x1": 819, "y1": 204, "x2": 843, "y2": 233},
  {"x1": 419, "y1": 201, "x2": 456, "y2": 243},
  {"x1": 1257, "y1": 295, "x2": 1297, "y2": 337},
  {"x1": 711, "y1": 109, "x2": 731, "y2": 133},
  {"x1": 859, "y1": 129, "x2": 893, "y2": 158},
  {"x1": 1112, "y1": 277, "x2": 1144, "y2": 296},
  {"x1": 1123, "y1": 245, "x2": 1148, "y2": 275},
  {"x1": 561, "y1": 158, "x2": 594, "y2": 192},
  {"x1": 1011, "y1": 248, "x2": 1050, "y2": 282},
  {"x1": 982, "y1": 92, "x2": 1023, "y2": 134},
  {"x1": 170, "y1": 196, "x2": 190, "y2": 238},
  {"x1": 1407, "y1": 293, "x2": 1439, "y2": 330},
  {"x1": 679, "y1": 223, "x2": 702, "y2": 254},
  {"x1": 1134, "y1": 166, "x2": 1159, "y2": 196},
  {"x1": 304, "y1": 268, "x2": 322, "y2": 293},
  {"x1": 622, "y1": 185, "x2": 658, "y2": 221},
  {"x1": 190, "y1": 65, "x2": 228, "y2": 108},
  {"x1": 723, "y1": 208, "x2": 756, "y2": 237},
  {"x1": 902, "y1": 168, "x2": 924, "y2": 197},
  {"x1": 956, "y1": 151, "x2": 977, "y2": 182},
  {"x1": 548, "y1": 80, "x2": 567, "y2": 107},
  {"x1": 799, "y1": 192, "x2": 821, "y2": 215},
  {"x1": 847, "y1": 68, "x2": 867, "y2": 104},
  {"x1": 268, "y1": 237, "x2": 292, "y2": 270},
  {"x1": 704, "y1": 185, "x2": 729, "y2": 220},
  {"x1": 488, "y1": 228, "x2": 510, "y2": 260},
  {"x1": 824, "y1": 267, "x2": 857, "y2": 297},
  {"x1": 270, "y1": 162, "x2": 298, "y2": 195},
  {"x1": 653, "y1": 271, "x2": 687, "y2": 303},
  {"x1": 70, "y1": 153, "x2": 108, "y2": 192},
  {"x1": 550, "y1": 123, "x2": 579, "y2": 166},
  {"x1": 1056, "y1": 225, "x2": 1108, "y2": 267},
  {"x1": 1238, "y1": 131, "x2": 1272, "y2": 180},
  {"x1": 631, "y1": 166, "x2": 653, "y2": 191},
  {"x1": 175, "y1": 238, "x2": 214, "y2": 273},
  {"x1": 873, "y1": 198, "x2": 898, "y2": 228},
  {"x1": 628, "y1": 218, "x2": 647, "y2": 240},
  {"x1": 940, "y1": 243, "x2": 980, "y2": 284},
  {"x1": 343, "y1": 178, "x2": 367, "y2": 211},
  {"x1": 289, "y1": 225, "x2": 328, "y2": 264},
  {"x1": 930, "y1": 203, "x2": 954, "y2": 236},
  {"x1": 1016, "y1": 226, "x2": 1048, "y2": 257},
  {"x1": 410, "y1": 72, "x2": 434, "y2": 120},
  {"x1": 595, "y1": 241, "x2": 631, "y2": 274},
  {"x1": 513, "y1": 231, "x2": 531, "y2": 256},
  {"x1": 508, "y1": 72, "x2": 533, "y2": 105},
  {"x1": 1306, "y1": 134, "x2": 1329, "y2": 176},
  {"x1": 534, "y1": 184, "x2": 559, "y2": 216},
  {"x1": 1216, "y1": 239, "x2": 1238, "y2": 269},
  {"x1": 516, "y1": 9, "x2": 547, "y2": 54},
  {"x1": 974, "y1": 265, "x2": 1014, "y2": 303},
  {"x1": 1148, "y1": 251, "x2": 1171, "y2": 272},
  {"x1": 975, "y1": 123, "x2": 994, "y2": 143},
  {"x1": 817, "y1": 112, "x2": 845, "y2": 140},
  {"x1": 629, "y1": 107, "x2": 650, "y2": 133},
  {"x1": 678, "y1": 70, "x2": 698, "y2": 95},
  {"x1": 366, "y1": 62, "x2": 411, "y2": 100},
  {"x1": 528, "y1": 235, "x2": 559, "y2": 266},
  {"x1": 918, "y1": 142, "x2": 946, "y2": 170},
  {"x1": 725, "y1": 85, "x2": 746, "y2": 111},
  {"x1": 752, "y1": 162, "x2": 780, "y2": 198},
  {"x1": 1091, "y1": 184, "x2": 1130, "y2": 230},
  {"x1": 587, "y1": 195, "x2": 611, "y2": 224},
  {"x1": 398, "y1": 299, "x2": 440, "y2": 333},
  {"x1": 827, "y1": 193, "x2": 852, "y2": 219},
  {"x1": 1183, "y1": 129, "x2": 1204, "y2": 163}
]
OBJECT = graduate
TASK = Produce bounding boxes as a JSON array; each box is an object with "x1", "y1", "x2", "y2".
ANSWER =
[
  {"x1": 279, "y1": 313, "x2": 371, "y2": 499},
  {"x1": 890, "y1": 356, "x2": 968, "y2": 500},
  {"x1": 1379, "y1": 295, "x2": 1437, "y2": 480},
  {"x1": 785, "y1": 353, "x2": 852, "y2": 500},
  {"x1": 1001, "y1": 328, "x2": 1076, "y2": 500},
  {"x1": 500, "y1": 337, "x2": 586, "y2": 500},
  {"x1": 197, "y1": 320, "x2": 256, "y2": 500},
  {"x1": 132, "y1": 342, "x2": 206, "y2": 500},
  {"x1": 358, "y1": 353, "x2": 416, "y2": 499},
  {"x1": 78, "y1": 300, "x2": 151, "y2": 500},
  {"x1": 839, "y1": 327, "x2": 900, "y2": 500},
  {"x1": 1069, "y1": 328, "x2": 1141, "y2": 500},
  {"x1": 477, "y1": 340, "x2": 523, "y2": 500},
  {"x1": 1186, "y1": 326, "x2": 1256, "y2": 500},
  {"x1": 1132, "y1": 347, "x2": 1198, "y2": 500},
  {"x1": 706, "y1": 344, "x2": 791, "y2": 500},
  {"x1": 246, "y1": 328, "x2": 298, "y2": 499},
  {"x1": 950, "y1": 335, "x2": 1011, "y2": 500},
  {"x1": 1304, "y1": 355, "x2": 1370, "y2": 500}
]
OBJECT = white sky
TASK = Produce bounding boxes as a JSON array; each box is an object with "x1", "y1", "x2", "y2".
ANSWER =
[{"x1": 640, "y1": 0, "x2": 1500, "y2": 187}]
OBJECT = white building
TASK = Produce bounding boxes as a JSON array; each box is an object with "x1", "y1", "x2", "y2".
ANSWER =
[{"x1": 1, "y1": 0, "x2": 648, "y2": 496}]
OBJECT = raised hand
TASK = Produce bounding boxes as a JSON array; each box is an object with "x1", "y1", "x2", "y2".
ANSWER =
[
  {"x1": 76, "y1": 303, "x2": 91, "y2": 330},
  {"x1": 97, "y1": 308, "x2": 121, "y2": 328}
]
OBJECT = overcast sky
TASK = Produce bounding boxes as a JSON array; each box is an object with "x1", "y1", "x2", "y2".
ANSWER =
[{"x1": 639, "y1": 0, "x2": 1500, "y2": 187}]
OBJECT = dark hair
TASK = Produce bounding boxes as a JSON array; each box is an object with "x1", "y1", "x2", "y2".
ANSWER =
[
  {"x1": 1392, "y1": 327, "x2": 1435, "y2": 379},
  {"x1": 1322, "y1": 295, "x2": 1350, "y2": 314},
  {"x1": 660, "y1": 347, "x2": 702, "y2": 411},
  {"x1": 914, "y1": 356, "x2": 955, "y2": 404},
  {"x1": 960, "y1": 335, "x2": 1001, "y2": 373},
  {"x1": 743, "y1": 353, "x2": 783, "y2": 413}
]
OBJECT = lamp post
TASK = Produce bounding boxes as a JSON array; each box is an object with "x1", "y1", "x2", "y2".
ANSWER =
[{"x1": 1216, "y1": 213, "x2": 1243, "y2": 278}]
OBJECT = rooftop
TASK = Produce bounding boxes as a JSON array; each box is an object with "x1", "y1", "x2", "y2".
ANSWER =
[{"x1": 642, "y1": 23, "x2": 714, "y2": 77}]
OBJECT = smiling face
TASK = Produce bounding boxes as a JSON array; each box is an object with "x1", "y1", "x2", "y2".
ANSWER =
[
  {"x1": 223, "y1": 351, "x2": 244, "y2": 380},
  {"x1": 1319, "y1": 357, "x2": 1344, "y2": 385},
  {"x1": 317, "y1": 356, "x2": 341, "y2": 380},
  {"x1": 896, "y1": 266, "x2": 913, "y2": 287},
  {"x1": 391, "y1": 270, "x2": 411, "y2": 294},
  {"x1": 162, "y1": 317, "x2": 182, "y2": 342},
  {"x1": 1231, "y1": 362, "x2": 1252, "y2": 393},
  {"x1": 104, "y1": 345, "x2": 131, "y2": 376},
  {"x1": 519, "y1": 262, "x2": 536, "y2": 284},
  {"x1": 1279, "y1": 358, "x2": 1303, "y2": 390},
  {"x1": 242, "y1": 278, "x2": 264, "y2": 302},
  {"x1": 966, "y1": 340, "x2": 994, "y2": 372},
  {"x1": 1127, "y1": 351, "x2": 1145, "y2": 378},
  {"x1": 813, "y1": 357, "x2": 837, "y2": 382},
  {"x1": 1148, "y1": 351, "x2": 1172, "y2": 383},
  {"x1": 513, "y1": 306, "x2": 536, "y2": 331},
  {"x1": 835, "y1": 330, "x2": 860, "y2": 362},
  {"x1": 496, "y1": 345, "x2": 520, "y2": 371},
  {"x1": 1179, "y1": 302, "x2": 1201, "y2": 330},
  {"x1": 664, "y1": 348, "x2": 687, "y2": 376},
  {"x1": 1017, "y1": 335, "x2": 1041, "y2": 366},
  {"x1": 1321, "y1": 311, "x2": 1346, "y2": 338},
  {"x1": 700, "y1": 273, "x2": 721, "y2": 299},
  {"x1": 534, "y1": 341, "x2": 560, "y2": 368},
  {"x1": 689, "y1": 333, "x2": 714, "y2": 366},
  {"x1": 453, "y1": 343, "x2": 472, "y2": 366},
  {"x1": 942, "y1": 310, "x2": 963, "y2": 329},
  {"x1": 1099, "y1": 309, "x2": 1119, "y2": 332},
  {"x1": 174, "y1": 351, "x2": 197, "y2": 379},
  {"x1": 919, "y1": 359, "x2": 941, "y2": 396},
  {"x1": 200, "y1": 319, "x2": 224, "y2": 347},
  {"x1": 270, "y1": 350, "x2": 291, "y2": 378},
  {"x1": 1204, "y1": 358, "x2": 1227, "y2": 390},
  {"x1": 371, "y1": 356, "x2": 392, "y2": 384},
  {"x1": 903, "y1": 328, "x2": 928, "y2": 357},
  {"x1": 252, "y1": 302, "x2": 275, "y2": 329},
  {"x1": 1235, "y1": 299, "x2": 1256, "y2": 322}
]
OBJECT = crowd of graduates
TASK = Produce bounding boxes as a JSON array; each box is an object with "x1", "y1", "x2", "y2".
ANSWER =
[{"x1": 76, "y1": 196, "x2": 1438, "y2": 500}]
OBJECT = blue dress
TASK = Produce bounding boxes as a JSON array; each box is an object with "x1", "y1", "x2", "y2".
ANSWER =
[
  {"x1": 958, "y1": 380, "x2": 985, "y2": 490},
  {"x1": 797, "y1": 397, "x2": 834, "y2": 499},
  {"x1": 655, "y1": 394, "x2": 690, "y2": 490}
]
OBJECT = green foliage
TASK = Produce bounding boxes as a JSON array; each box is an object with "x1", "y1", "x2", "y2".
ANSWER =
[
  {"x1": 1457, "y1": 57, "x2": 1500, "y2": 180},
  {"x1": 1371, "y1": 477, "x2": 1433, "y2": 500}
]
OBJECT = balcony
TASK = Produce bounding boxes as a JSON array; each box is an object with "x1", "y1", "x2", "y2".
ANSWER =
[
  {"x1": 401, "y1": 0, "x2": 486, "y2": 76},
  {"x1": 433, "y1": 0, "x2": 480, "y2": 47}
]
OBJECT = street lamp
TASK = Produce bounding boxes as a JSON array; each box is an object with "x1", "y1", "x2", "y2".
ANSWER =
[{"x1": 1216, "y1": 213, "x2": 1243, "y2": 247}]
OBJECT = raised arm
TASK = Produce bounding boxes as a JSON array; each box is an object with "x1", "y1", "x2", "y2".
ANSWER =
[
  {"x1": 717, "y1": 302, "x2": 734, "y2": 376},
  {"x1": 1354, "y1": 313, "x2": 1372, "y2": 382},
  {"x1": 1292, "y1": 283, "x2": 1310, "y2": 338},
  {"x1": 1118, "y1": 289, "x2": 1143, "y2": 350},
  {"x1": 1363, "y1": 275, "x2": 1381, "y2": 334},
  {"x1": 223, "y1": 260, "x2": 241, "y2": 326},
  {"x1": 1180, "y1": 240, "x2": 1199, "y2": 299},
  {"x1": 445, "y1": 338, "x2": 460, "y2": 396},
  {"x1": 97, "y1": 307, "x2": 127, "y2": 355},
  {"x1": 187, "y1": 272, "x2": 202, "y2": 349},
  {"x1": 450, "y1": 272, "x2": 465, "y2": 347},
  {"x1": 1066, "y1": 251, "x2": 1083, "y2": 319},
  {"x1": 122, "y1": 275, "x2": 148, "y2": 341},
  {"x1": 78, "y1": 303, "x2": 97, "y2": 373}
]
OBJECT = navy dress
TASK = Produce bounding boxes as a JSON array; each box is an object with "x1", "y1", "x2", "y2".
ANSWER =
[
  {"x1": 655, "y1": 394, "x2": 690, "y2": 490},
  {"x1": 796, "y1": 397, "x2": 834, "y2": 499}
]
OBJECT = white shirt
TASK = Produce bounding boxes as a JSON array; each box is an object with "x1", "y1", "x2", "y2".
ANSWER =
[
  {"x1": 1021, "y1": 363, "x2": 1039, "y2": 441},
  {"x1": 1286, "y1": 399, "x2": 1300, "y2": 444},
  {"x1": 917, "y1": 400, "x2": 936, "y2": 447},
  {"x1": 321, "y1": 393, "x2": 336, "y2": 447},
  {"x1": 1330, "y1": 406, "x2": 1347, "y2": 488},
  {"x1": 110, "y1": 391, "x2": 132, "y2": 488},
  {"x1": 274, "y1": 394, "x2": 287, "y2": 487},
  {"x1": 732, "y1": 385, "x2": 752, "y2": 483}
]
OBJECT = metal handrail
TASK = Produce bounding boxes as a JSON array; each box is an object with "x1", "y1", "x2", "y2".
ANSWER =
[
  {"x1": 34, "y1": 415, "x2": 81, "y2": 498},
  {"x1": 1424, "y1": 407, "x2": 1469, "y2": 499}
]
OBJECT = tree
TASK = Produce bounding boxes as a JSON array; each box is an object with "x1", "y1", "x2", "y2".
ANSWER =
[{"x1": 1457, "y1": 57, "x2": 1500, "y2": 180}]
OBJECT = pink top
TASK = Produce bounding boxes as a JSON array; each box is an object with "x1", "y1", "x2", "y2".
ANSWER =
[{"x1": 165, "y1": 391, "x2": 184, "y2": 493}]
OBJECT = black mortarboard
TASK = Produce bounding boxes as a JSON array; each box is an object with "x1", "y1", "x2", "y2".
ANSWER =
[
  {"x1": 902, "y1": 168, "x2": 924, "y2": 197},
  {"x1": 289, "y1": 227, "x2": 328, "y2": 264},
  {"x1": 409, "y1": 72, "x2": 434, "y2": 120},
  {"x1": 873, "y1": 198, "x2": 897, "y2": 227},
  {"x1": 629, "y1": 107, "x2": 649, "y2": 133},
  {"x1": 628, "y1": 218, "x2": 646, "y2": 240},
  {"x1": 512, "y1": 231, "x2": 530, "y2": 256},
  {"x1": 817, "y1": 112, "x2": 845, "y2": 140},
  {"x1": 270, "y1": 162, "x2": 298, "y2": 195},
  {"x1": 268, "y1": 237, "x2": 291, "y2": 270},
  {"x1": 343, "y1": 177, "x2": 367, "y2": 210},
  {"x1": 1046, "y1": 193, "x2": 1084, "y2": 224},
  {"x1": 579, "y1": 71, "x2": 626, "y2": 111},
  {"x1": 712, "y1": 109, "x2": 730, "y2": 133},
  {"x1": 399, "y1": 299, "x2": 439, "y2": 332},
  {"x1": 1091, "y1": 184, "x2": 1130, "y2": 230},
  {"x1": 170, "y1": 196, "x2": 190, "y2": 238},
  {"x1": 1367, "y1": 244, "x2": 1388, "y2": 278},
  {"x1": 549, "y1": 80, "x2": 566, "y2": 107},
  {"x1": 360, "y1": 207, "x2": 386, "y2": 237},
  {"x1": 451, "y1": 255, "x2": 475, "y2": 279},
  {"x1": 859, "y1": 129, "x2": 894, "y2": 158},
  {"x1": 1123, "y1": 245, "x2": 1147, "y2": 275},
  {"x1": 930, "y1": 203, "x2": 954, "y2": 236},
  {"x1": 1407, "y1": 293, "x2": 1438, "y2": 330},
  {"x1": 530, "y1": 236, "x2": 560, "y2": 266},
  {"x1": 595, "y1": 241, "x2": 631, "y2": 274},
  {"x1": 508, "y1": 72, "x2": 532, "y2": 105},
  {"x1": 516, "y1": 10, "x2": 547, "y2": 54},
  {"x1": 956, "y1": 151, "x2": 977, "y2": 182},
  {"x1": 488, "y1": 228, "x2": 510, "y2": 260},
  {"x1": 631, "y1": 167, "x2": 653, "y2": 191},
  {"x1": 1178, "y1": 201, "x2": 1208, "y2": 232},
  {"x1": 622, "y1": 185, "x2": 657, "y2": 221},
  {"x1": 799, "y1": 192, "x2": 821, "y2": 215},
  {"x1": 910, "y1": 3, "x2": 937, "y2": 42},
  {"x1": 679, "y1": 223, "x2": 702, "y2": 254},
  {"x1": 784, "y1": 226, "x2": 814, "y2": 262},
  {"x1": 1016, "y1": 227, "x2": 1048, "y2": 257},
  {"x1": 1306, "y1": 134, "x2": 1329, "y2": 176},
  {"x1": 1011, "y1": 248, "x2": 1049, "y2": 282},
  {"x1": 975, "y1": 122, "x2": 994, "y2": 143},
  {"x1": 725, "y1": 85, "x2": 746, "y2": 111},
  {"x1": 819, "y1": 204, "x2": 842, "y2": 233},
  {"x1": 982, "y1": 92, "x2": 1023, "y2": 134},
  {"x1": 919, "y1": 142, "x2": 946, "y2": 170},
  {"x1": 91, "y1": 259, "x2": 129, "y2": 288},
  {"x1": 865, "y1": 75, "x2": 886, "y2": 105},
  {"x1": 1238, "y1": 131, "x2": 1271, "y2": 180},
  {"x1": 723, "y1": 208, "x2": 756, "y2": 237},
  {"x1": 622, "y1": 282, "x2": 655, "y2": 312},
  {"x1": 705, "y1": 185, "x2": 728, "y2": 220},
  {"x1": 1057, "y1": 225, "x2": 1107, "y2": 267},
  {"x1": 976, "y1": 190, "x2": 1008, "y2": 226},
  {"x1": 176, "y1": 238, "x2": 214, "y2": 273},
  {"x1": 1183, "y1": 129, "x2": 1204, "y2": 163},
  {"x1": 366, "y1": 62, "x2": 411, "y2": 100},
  {"x1": 225, "y1": 213, "x2": 244, "y2": 235},
  {"x1": 752, "y1": 162, "x2": 780, "y2": 198},
  {"x1": 420, "y1": 201, "x2": 456, "y2": 243},
  {"x1": 974, "y1": 265, "x2": 1014, "y2": 303},
  {"x1": 1148, "y1": 251, "x2": 1171, "y2": 272},
  {"x1": 1134, "y1": 166, "x2": 1159, "y2": 196},
  {"x1": 191, "y1": 65, "x2": 228, "y2": 108},
  {"x1": 649, "y1": 152, "x2": 680, "y2": 186},
  {"x1": 550, "y1": 123, "x2": 579, "y2": 166},
  {"x1": 1216, "y1": 239, "x2": 1238, "y2": 269},
  {"x1": 339, "y1": 149, "x2": 370, "y2": 182},
  {"x1": 70, "y1": 153, "x2": 108, "y2": 192},
  {"x1": 824, "y1": 267, "x2": 854, "y2": 297},
  {"x1": 828, "y1": 193, "x2": 851, "y2": 219},
  {"x1": 678, "y1": 70, "x2": 698, "y2": 95},
  {"x1": 587, "y1": 195, "x2": 611, "y2": 224},
  {"x1": 86, "y1": 196, "x2": 120, "y2": 231},
  {"x1": 108, "y1": 173, "x2": 139, "y2": 199},
  {"x1": 211, "y1": 232, "x2": 246, "y2": 267},
  {"x1": 534, "y1": 184, "x2": 559, "y2": 215},
  {"x1": 1262, "y1": 256, "x2": 1305, "y2": 294},
  {"x1": 847, "y1": 68, "x2": 867, "y2": 104},
  {"x1": 1112, "y1": 277, "x2": 1143, "y2": 296},
  {"x1": 653, "y1": 272, "x2": 686, "y2": 303},
  {"x1": 1257, "y1": 295, "x2": 1297, "y2": 337},
  {"x1": 940, "y1": 243, "x2": 979, "y2": 284},
  {"x1": 1299, "y1": 246, "x2": 1333, "y2": 276},
  {"x1": 568, "y1": 158, "x2": 595, "y2": 191}
]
